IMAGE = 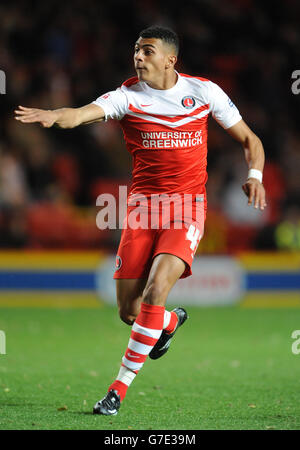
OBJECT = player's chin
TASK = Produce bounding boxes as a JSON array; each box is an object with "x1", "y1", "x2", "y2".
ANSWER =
[{"x1": 136, "y1": 69, "x2": 148, "y2": 81}]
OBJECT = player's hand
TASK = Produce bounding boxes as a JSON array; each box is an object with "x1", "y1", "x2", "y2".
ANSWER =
[
  {"x1": 14, "y1": 106, "x2": 57, "y2": 128},
  {"x1": 242, "y1": 178, "x2": 267, "y2": 211}
]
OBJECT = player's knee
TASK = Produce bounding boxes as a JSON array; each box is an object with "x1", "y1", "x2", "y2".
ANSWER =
[
  {"x1": 119, "y1": 309, "x2": 136, "y2": 326},
  {"x1": 142, "y1": 280, "x2": 167, "y2": 305}
]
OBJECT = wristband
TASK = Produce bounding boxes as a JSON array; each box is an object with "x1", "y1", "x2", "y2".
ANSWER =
[{"x1": 247, "y1": 169, "x2": 262, "y2": 183}]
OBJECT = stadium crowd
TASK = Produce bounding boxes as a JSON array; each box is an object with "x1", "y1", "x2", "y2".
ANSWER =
[{"x1": 0, "y1": 0, "x2": 299, "y2": 252}]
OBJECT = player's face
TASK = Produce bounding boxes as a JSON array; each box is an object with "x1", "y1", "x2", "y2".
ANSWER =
[{"x1": 134, "y1": 38, "x2": 174, "y2": 85}]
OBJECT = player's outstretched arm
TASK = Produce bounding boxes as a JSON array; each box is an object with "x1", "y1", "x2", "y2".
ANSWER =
[
  {"x1": 14, "y1": 103, "x2": 105, "y2": 129},
  {"x1": 226, "y1": 119, "x2": 267, "y2": 211}
]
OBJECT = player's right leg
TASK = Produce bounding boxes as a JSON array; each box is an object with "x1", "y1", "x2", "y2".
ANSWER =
[
  {"x1": 94, "y1": 276, "x2": 177, "y2": 416},
  {"x1": 93, "y1": 253, "x2": 186, "y2": 415},
  {"x1": 116, "y1": 278, "x2": 147, "y2": 325}
]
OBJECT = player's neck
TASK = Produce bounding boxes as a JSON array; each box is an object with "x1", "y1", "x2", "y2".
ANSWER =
[{"x1": 146, "y1": 70, "x2": 178, "y2": 90}]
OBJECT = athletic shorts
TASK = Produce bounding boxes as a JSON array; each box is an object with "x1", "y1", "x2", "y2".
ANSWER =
[{"x1": 113, "y1": 194, "x2": 206, "y2": 279}]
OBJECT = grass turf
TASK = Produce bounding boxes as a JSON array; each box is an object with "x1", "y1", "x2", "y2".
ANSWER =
[{"x1": 0, "y1": 302, "x2": 300, "y2": 430}]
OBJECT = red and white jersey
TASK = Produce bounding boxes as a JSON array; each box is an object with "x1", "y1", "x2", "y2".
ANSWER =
[{"x1": 93, "y1": 72, "x2": 242, "y2": 198}]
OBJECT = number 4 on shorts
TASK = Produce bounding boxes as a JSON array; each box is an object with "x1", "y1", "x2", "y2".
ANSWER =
[{"x1": 186, "y1": 224, "x2": 202, "y2": 255}]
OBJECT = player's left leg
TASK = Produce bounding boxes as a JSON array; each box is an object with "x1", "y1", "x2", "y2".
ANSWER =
[
  {"x1": 93, "y1": 253, "x2": 185, "y2": 415},
  {"x1": 116, "y1": 277, "x2": 179, "y2": 334}
]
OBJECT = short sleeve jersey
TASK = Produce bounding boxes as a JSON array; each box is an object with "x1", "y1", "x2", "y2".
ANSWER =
[{"x1": 93, "y1": 73, "x2": 242, "y2": 198}]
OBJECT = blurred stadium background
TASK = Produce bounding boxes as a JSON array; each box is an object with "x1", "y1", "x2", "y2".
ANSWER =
[{"x1": 0, "y1": 0, "x2": 299, "y2": 306}]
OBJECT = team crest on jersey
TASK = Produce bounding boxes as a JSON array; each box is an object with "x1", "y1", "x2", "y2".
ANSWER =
[
  {"x1": 115, "y1": 255, "x2": 122, "y2": 270},
  {"x1": 181, "y1": 96, "x2": 196, "y2": 109}
]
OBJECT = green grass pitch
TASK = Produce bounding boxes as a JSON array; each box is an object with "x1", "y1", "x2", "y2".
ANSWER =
[{"x1": 0, "y1": 301, "x2": 300, "y2": 430}]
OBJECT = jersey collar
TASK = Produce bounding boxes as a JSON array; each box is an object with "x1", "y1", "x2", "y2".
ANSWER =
[{"x1": 142, "y1": 71, "x2": 181, "y2": 94}]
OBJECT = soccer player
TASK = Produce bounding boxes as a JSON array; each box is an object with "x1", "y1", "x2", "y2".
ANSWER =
[{"x1": 15, "y1": 26, "x2": 266, "y2": 416}]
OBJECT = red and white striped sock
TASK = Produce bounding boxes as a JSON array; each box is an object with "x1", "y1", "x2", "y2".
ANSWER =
[
  {"x1": 163, "y1": 309, "x2": 178, "y2": 334},
  {"x1": 108, "y1": 365, "x2": 137, "y2": 401},
  {"x1": 108, "y1": 302, "x2": 165, "y2": 401}
]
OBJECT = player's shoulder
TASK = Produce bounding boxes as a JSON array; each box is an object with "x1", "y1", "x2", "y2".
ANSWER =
[
  {"x1": 179, "y1": 73, "x2": 214, "y2": 94},
  {"x1": 179, "y1": 73, "x2": 211, "y2": 83},
  {"x1": 179, "y1": 73, "x2": 225, "y2": 99},
  {"x1": 121, "y1": 76, "x2": 142, "y2": 91},
  {"x1": 122, "y1": 76, "x2": 139, "y2": 87},
  {"x1": 179, "y1": 73, "x2": 216, "y2": 101}
]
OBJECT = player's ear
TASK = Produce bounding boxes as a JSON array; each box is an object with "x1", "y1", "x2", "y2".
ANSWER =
[{"x1": 166, "y1": 54, "x2": 177, "y2": 69}]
